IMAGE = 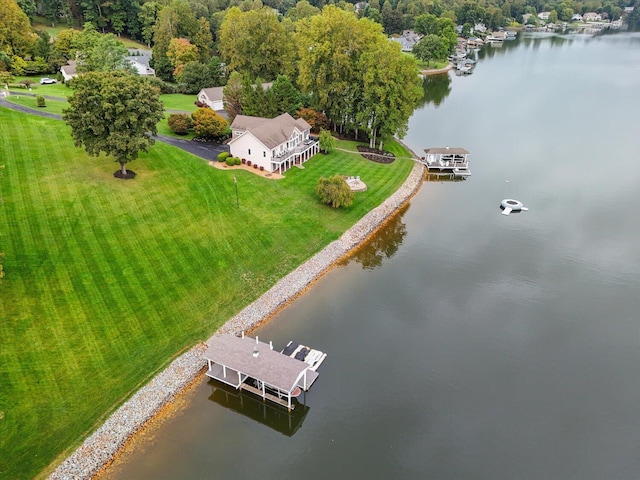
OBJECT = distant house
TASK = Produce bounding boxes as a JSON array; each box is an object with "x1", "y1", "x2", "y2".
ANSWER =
[
  {"x1": 474, "y1": 22, "x2": 488, "y2": 33},
  {"x1": 583, "y1": 12, "x2": 602, "y2": 21},
  {"x1": 198, "y1": 86, "x2": 225, "y2": 111},
  {"x1": 125, "y1": 49, "x2": 155, "y2": 76},
  {"x1": 571, "y1": 13, "x2": 583, "y2": 21},
  {"x1": 624, "y1": 6, "x2": 634, "y2": 13},
  {"x1": 59, "y1": 49, "x2": 155, "y2": 82},
  {"x1": 522, "y1": 13, "x2": 533, "y2": 24},
  {"x1": 538, "y1": 11, "x2": 551, "y2": 20},
  {"x1": 198, "y1": 82, "x2": 272, "y2": 112},
  {"x1": 228, "y1": 113, "x2": 319, "y2": 174},
  {"x1": 390, "y1": 30, "x2": 422, "y2": 52},
  {"x1": 60, "y1": 61, "x2": 77, "y2": 82}
]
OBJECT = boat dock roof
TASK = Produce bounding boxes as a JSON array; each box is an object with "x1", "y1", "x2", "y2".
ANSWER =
[
  {"x1": 204, "y1": 334, "x2": 320, "y2": 394},
  {"x1": 424, "y1": 147, "x2": 469, "y2": 155}
]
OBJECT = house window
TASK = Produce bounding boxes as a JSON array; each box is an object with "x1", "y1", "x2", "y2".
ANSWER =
[
  {"x1": 263, "y1": 151, "x2": 266, "y2": 157},
  {"x1": 248, "y1": 149, "x2": 251, "y2": 155}
]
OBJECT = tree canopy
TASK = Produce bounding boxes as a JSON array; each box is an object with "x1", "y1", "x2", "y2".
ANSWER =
[{"x1": 62, "y1": 71, "x2": 164, "y2": 177}]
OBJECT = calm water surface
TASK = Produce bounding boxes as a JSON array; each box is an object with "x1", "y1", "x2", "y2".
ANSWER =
[{"x1": 105, "y1": 33, "x2": 640, "y2": 480}]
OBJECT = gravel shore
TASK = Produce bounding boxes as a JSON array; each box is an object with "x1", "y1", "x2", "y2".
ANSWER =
[{"x1": 48, "y1": 160, "x2": 425, "y2": 480}]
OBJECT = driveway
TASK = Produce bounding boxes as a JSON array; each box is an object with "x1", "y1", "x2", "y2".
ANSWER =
[{"x1": 0, "y1": 97, "x2": 229, "y2": 161}]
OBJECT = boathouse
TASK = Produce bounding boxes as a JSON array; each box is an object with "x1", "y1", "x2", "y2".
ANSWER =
[
  {"x1": 422, "y1": 147, "x2": 471, "y2": 177},
  {"x1": 203, "y1": 334, "x2": 325, "y2": 411}
]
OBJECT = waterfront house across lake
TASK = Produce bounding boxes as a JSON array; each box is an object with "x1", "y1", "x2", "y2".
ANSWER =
[{"x1": 422, "y1": 147, "x2": 471, "y2": 177}]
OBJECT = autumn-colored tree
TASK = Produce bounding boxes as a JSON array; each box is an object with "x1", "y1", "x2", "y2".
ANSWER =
[
  {"x1": 296, "y1": 107, "x2": 330, "y2": 133},
  {"x1": 191, "y1": 108, "x2": 228, "y2": 138},
  {"x1": 166, "y1": 37, "x2": 199, "y2": 78}
]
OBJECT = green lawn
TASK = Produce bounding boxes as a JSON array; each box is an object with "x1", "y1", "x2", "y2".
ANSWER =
[
  {"x1": 0, "y1": 107, "x2": 414, "y2": 480},
  {"x1": 5, "y1": 95, "x2": 68, "y2": 115},
  {"x1": 160, "y1": 93, "x2": 199, "y2": 112},
  {"x1": 6, "y1": 79, "x2": 73, "y2": 98}
]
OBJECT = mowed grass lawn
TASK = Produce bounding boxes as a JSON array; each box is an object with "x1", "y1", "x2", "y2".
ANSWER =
[{"x1": 0, "y1": 107, "x2": 414, "y2": 480}]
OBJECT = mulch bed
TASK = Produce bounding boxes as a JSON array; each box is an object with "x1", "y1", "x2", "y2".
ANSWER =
[
  {"x1": 356, "y1": 146, "x2": 395, "y2": 164},
  {"x1": 114, "y1": 170, "x2": 137, "y2": 179}
]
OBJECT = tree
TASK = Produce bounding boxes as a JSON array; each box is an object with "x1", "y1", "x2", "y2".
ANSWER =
[
  {"x1": 218, "y1": 7, "x2": 294, "y2": 80},
  {"x1": 316, "y1": 175, "x2": 354, "y2": 208},
  {"x1": 269, "y1": 75, "x2": 301, "y2": 117},
  {"x1": 0, "y1": 0, "x2": 37, "y2": 57},
  {"x1": 177, "y1": 61, "x2": 212, "y2": 93},
  {"x1": 138, "y1": 2, "x2": 160, "y2": 47},
  {"x1": 191, "y1": 108, "x2": 228, "y2": 138},
  {"x1": 166, "y1": 37, "x2": 199, "y2": 78},
  {"x1": 54, "y1": 29, "x2": 81, "y2": 57},
  {"x1": 77, "y1": 32, "x2": 133, "y2": 73},
  {"x1": 62, "y1": 71, "x2": 164, "y2": 177},
  {"x1": 318, "y1": 129, "x2": 335, "y2": 153},
  {"x1": 548, "y1": 9, "x2": 558, "y2": 23},
  {"x1": 207, "y1": 56, "x2": 225, "y2": 87},
  {"x1": 192, "y1": 17, "x2": 213, "y2": 62},
  {"x1": 223, "y1": 71, "x2": 244, "y2": 120},
  {"x1": 296, "y1": 107, "x2": 330, "y2": 132},
  {"x1": 413, "y1": 34, "x2": 447, "y2": 66},
  {"x1": 286, "y1": 0, "x2": 319, "y2": 21},
  {"x1": 168, "y1": 113, "x2": 192, "y2": 134}
]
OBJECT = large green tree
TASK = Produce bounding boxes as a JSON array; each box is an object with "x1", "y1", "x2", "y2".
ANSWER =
[
  {"x1": 0, "y1": 0, "x2": 36, "y2": 57},
  {"x1": 218, "y1": 6, "x2": 294, "y2": 80},
  {"x1": 62, "y1": 71, "x2": 164, "y2": 177}
]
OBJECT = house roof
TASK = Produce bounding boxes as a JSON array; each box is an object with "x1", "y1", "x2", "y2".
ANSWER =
[
  {"x1": 231, "y1": 113, "x2": 311, "y2": 149},
  {"x1": 424, "y1": 147, "x2": 470, "y2": 155},
  {"x1": 200, "y1": 86, "x2": 224, "y2": 102},
  {"x1": 60, "y1": 60, "x2": 77, "y2": 77}
]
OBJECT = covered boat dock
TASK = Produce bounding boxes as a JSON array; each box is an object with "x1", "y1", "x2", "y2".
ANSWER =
[
  {"x1": 204, "y1": 334, "x2": 324, "y2": 411},
  {"x1": 421, "y1": 147, "x2": 471, "y2": 176}
]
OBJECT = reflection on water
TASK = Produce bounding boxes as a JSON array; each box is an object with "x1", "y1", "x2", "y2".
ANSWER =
[
  {"x1": 417, "y1": 73, "x2": 452, "y2": 108},
  {"x1": 208, "y1": 380, "x2": 310, "y2": 437},
  {"x1": 341, "y1": 203, "x2": 408, "y2": 270}
]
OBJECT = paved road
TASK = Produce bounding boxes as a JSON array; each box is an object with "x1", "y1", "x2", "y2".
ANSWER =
[{"x1": 0, "y1": 98, "x2": 229, "y2": 161}]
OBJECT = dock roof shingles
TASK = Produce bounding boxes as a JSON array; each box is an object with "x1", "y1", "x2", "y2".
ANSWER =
[
  {"x1": 204, "y1": 334, "x2": 315, "y2": 392},
  {"x1": 424, "y1": 147, "x2": 469, "y2": 155}
]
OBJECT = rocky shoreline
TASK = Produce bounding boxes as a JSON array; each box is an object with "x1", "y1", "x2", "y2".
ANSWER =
[{"x1": 48, "y1": 159, "x2": 426, "y2": 480}]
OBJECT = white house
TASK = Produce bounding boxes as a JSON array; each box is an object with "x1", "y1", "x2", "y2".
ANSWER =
[
  {"x1": 60, "y1": 60, "x2": 77, "y2": 82},
  {"x1": 538, "y1": 11, "x2": 551, "y2": 20},
  {"x1": 474, "y1": 22, "x2": 488, "y2": 33},
  {"x1": 198, "y1": 86, "x2": 225, "y2": 110},
  {"x1": 583, "y1": 12, "x2": 602, "y2": 21},
  {"x1": 571, "y1": 13, "x2": 583, "y2": 21},
  {"x1": 228, "y1": 113, "x2": 319, "y2": 174},
  {"x1": 389, "y1": 30, "x2": 422, "y2": 52},
  {"x1": 198, "y1": 82, "x2": 272, "y2": 112},
  {"x1": 125, "y1": 49, "x2": 155, "y2": 76}
]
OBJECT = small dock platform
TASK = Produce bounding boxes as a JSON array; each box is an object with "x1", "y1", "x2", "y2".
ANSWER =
[
  {"x1": 420, "y1": 147, "x2": 471, "y2": 176},
  {"x1": 204, "y1": 333, "x2": 326, "y2": 410}
]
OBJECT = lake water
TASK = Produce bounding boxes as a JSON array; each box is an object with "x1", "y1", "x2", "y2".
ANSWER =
[{"x1": 104, "y1": 33, "x2": 640, "y2": 480}]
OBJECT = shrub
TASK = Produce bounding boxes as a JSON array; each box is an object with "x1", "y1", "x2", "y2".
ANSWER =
[
  {"x1": 194, "y1": 100, "x2": 205, "y2": 108},
  {"x1": 226, "y1": 156, "x2": 235, "y2": 166},
  {"x1": 253, "y1": 164, "x2": 258, "y2": 169},
  {"x1": 167, "y1": 113, "x2": 192, "y2": 135},
  {"x1": 235, "y1": 157, "x2": 241, "y2": 165},
  {"x1": 36, "y1": 95, "x2": 46, "y2": 107},
  {"x1": 247, "y1": 160, "x2": 252, "y2": 166},
  {"x1": 144, "y1": 76, "x2": 176, "y2": 94},
  {"x1": 241, "y1": 158, "x2": 246, "y2": 164},
  {"x1": 191, "y1": 108, "x2": 228, "y2": 139},
  {"x1": 259, "y1": 166, "x2": 264, "y2": 171},
  {"x1": 316, "y1": 175, "x2": 355, "y2": 208},
  {"x1": 217, "y1": 151, "x2": 230, "y2": 162}
]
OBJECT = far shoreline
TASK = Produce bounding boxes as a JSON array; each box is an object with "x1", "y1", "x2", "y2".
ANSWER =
[{"x1": 48, "y1": 150, "x2": 426, "y2": 480}]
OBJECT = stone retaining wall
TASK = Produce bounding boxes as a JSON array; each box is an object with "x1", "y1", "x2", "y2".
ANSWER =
[{"x1": 48, "y1": 160, "x2": 425, "y2": 480}]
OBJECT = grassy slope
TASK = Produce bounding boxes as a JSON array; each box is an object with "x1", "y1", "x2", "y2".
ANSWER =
[{"x1": 0, "y1": 107, "x2": 413, "y2": 480}]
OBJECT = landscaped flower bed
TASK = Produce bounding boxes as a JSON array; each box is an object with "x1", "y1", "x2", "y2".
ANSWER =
[{"x1": 357, "y1": 145, "x2": 395, "y2": 164}]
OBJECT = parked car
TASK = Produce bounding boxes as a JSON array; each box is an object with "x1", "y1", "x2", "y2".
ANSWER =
[{"x1": 39, "y1": 78, "x2": 57, "y2": 84}]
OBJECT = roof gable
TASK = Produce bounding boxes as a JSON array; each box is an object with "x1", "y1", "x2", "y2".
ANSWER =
[{"x1": 230, "y1": 113, "x2": 310, "y2": 149}]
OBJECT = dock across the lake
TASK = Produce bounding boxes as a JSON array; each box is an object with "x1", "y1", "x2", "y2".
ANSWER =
[
  {"x1": 420, "y1": 147, "x2": 471, "y2": 177},
  {"x1": 203, "y1": 333, "x2": 326, "y2": 410}
]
